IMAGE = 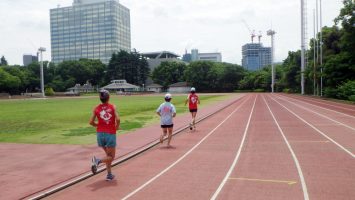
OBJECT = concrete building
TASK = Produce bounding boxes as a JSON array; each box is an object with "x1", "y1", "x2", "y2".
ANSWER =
[
  {"x1": 23, "y1": 54, "x2": 38, "y2": 66},
  {"x1": 168, "y1": 82, "x2": 190, "y2": 93},
  {"x1": 141, "y1": 51, "x2": 182, "y2": 84},
  {"x1": 50, "y1": 0, "x2": 131, "y2": 64},
  {"x1": 101, "y1": 80, "x2": 140, "y2": 92},
  {"x1": 182, "y1": 49, "x2": 222, "y2": 62},
  {"x1": 241, "y1": 43, "x2": 271, "y2": 71}
]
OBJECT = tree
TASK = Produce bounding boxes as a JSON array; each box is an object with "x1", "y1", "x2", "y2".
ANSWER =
[
  {"x1": 0, "y1": 67, "x2": 21, "y2": 93},
  {"x1": 184, "y1": 61, "x2": 220, "y2": 92},
  {"x1": 152, "y1": 61, "x2": 187, "y2": 89},
  {"x1": 107, "y1": 50, "x2": 150, "y2": 85},
  {"x1": 1, "y1": 56, "x2": 8, "y2": 66}
]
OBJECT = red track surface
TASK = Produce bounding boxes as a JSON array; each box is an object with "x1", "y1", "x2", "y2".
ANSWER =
[
  {"x1": 0, "y1": 94, "x2": 241, "y2": 200},
  {"x1": 44, "y1": 93, "x2": 354, "y2": 200}
]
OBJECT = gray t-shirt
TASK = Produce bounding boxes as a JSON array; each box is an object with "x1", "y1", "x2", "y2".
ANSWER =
[{"x1": 156, "y1": 102, "x2": 176, "y2": 125}]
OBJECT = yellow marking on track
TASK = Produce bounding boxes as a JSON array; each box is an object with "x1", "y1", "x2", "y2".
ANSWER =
[
  {"x1": 289, "y1": 140, "x2": 329, "y2": 143},
  {"x1": 229, "y1": 177, "x2": 297, "y2": 185}
]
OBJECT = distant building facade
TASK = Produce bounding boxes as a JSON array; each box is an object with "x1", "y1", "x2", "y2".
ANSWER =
[
  {"x1": 141, "y1": 51, "x2": 182, "y2": 84},
  {"x1": 50, "y1": 0, "x2": 131, "y2": 64},
  {"x1": 242, "y1": 43, "x2": 271, "y2": 71},
  {"x1": 182, "y1": 49, "x2": 222, "y2": 62},
  {"x1": 23, "y1": 54, "x2": 38, "y2": 66}
]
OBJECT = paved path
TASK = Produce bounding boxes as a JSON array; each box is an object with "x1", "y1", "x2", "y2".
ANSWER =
[
  {"x1": 44, "y1": 93, "x2": 354, "y2": 200},
  {"x1": 0, "y1": 94, "x2": 242, "y2": 200}
]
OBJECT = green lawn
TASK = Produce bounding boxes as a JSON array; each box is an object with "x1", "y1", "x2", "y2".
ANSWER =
[{"x1": 0, "y1": 94, "x2": 230, "y2": 145}]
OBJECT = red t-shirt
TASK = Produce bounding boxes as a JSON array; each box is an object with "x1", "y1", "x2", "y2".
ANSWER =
[
  {"x1": 94, "y1": 103, "x2": 117, "y2": 134},
  {"x1": 188, "y1": 93, "x2": 199, "y2": 109}
]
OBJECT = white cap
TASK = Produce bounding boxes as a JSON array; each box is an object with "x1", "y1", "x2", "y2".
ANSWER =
[
  {"x1": 165, "y1": 93, "x2": 172, "y2": 99},
  {"x1": 190, "y1": 87, "x2": 196, "y2": 92}
]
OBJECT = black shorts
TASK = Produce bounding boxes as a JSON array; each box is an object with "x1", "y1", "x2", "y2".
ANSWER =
[
  {"x1": 161, "y1": 124, "x2": 174, "y2": 128},
  {"x1": 189, "y1": 109, "x2": 198, "y2": 113}
]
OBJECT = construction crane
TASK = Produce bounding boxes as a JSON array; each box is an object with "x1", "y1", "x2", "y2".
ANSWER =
[
  {"x1": 242, "y1": 19, "x2": 256, "y2": 43},
  {"x1": 258, "y1": 31, "x2": 262, "y2": 43}
]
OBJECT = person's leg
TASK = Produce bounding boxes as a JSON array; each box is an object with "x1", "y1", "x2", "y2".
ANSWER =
[
  {"x1": 192, "y1": 112, "x2": 197, "y2": 128},
  {"x1": 167, "y1": 127, "x2": 173, "y2": 147},
  {"x1": 160, "y1": 127, "x2": 168, "y2": 143},
  {"x1": 101, "y1": 147, "x2": 116, "y2": 175}
]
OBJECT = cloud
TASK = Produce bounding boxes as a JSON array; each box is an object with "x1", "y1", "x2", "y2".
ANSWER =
[{"x1": 0, "y1": 0, "x2": 344, "y2": 65}]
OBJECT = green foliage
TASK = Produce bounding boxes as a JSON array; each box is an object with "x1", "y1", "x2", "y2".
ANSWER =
[
  {"x1": 45, "y1": 87, "x2": 55, "y2": 96},
  {"x1": 253, "y1": 89, "x2": 265, "y2": 92},
  {"x1": 152, "y1": 61, "x2": 187, "y2": 89},
  {"x1": 337, "y1": 80, "x2": 355, "y2": 100},
  {"x1": 107, "y1": 50, "x2": 150, "y2": 86},
  {"x1": 0, "y1": 67, "x2": 21, "y2": 93},
  {"x1": 1, "y1": 56, "x2": 8, "y2": 66}
]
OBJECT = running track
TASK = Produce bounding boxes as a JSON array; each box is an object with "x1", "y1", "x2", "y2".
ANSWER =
[{"x1": 45, "y1": 93, "x2": 355, "y2": 200}]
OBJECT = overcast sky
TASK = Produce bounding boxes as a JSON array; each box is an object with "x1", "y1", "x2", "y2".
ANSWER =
[{"x1": 0, "y1": 0, "x2": 344, "y2": 65}]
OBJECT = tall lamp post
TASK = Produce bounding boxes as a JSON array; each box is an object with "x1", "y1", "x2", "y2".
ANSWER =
[
  {"x1": 300, "y1": 0, "x2": 306, "y2": 95},
  {"x1": 267, "y1": 29, "x2": 276, "y2": 93},
  {"x1": 38, "y1": 47, "x2": 46, "y2": 98}
]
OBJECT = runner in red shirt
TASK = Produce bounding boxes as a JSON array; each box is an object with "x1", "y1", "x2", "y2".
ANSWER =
[
  {"x1": 185, "y1": 87, "x2": 200, "y2": 130},
  {"x1": 89, "y1": 89, "x2": 120, "y2": 181}
]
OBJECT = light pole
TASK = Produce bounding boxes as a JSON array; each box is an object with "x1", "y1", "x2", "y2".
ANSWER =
[
  {"x1": 267, "y1": 29, "x2": 276, "y2": 93},
  {"x1": 300, "y1": 0, "x2": 306, "y2": 95},
  {"x1": 38, "y1": 47, "x2": 46, "y2": 98}
]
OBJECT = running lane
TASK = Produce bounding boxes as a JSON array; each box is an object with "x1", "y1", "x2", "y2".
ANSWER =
[
  {"x1": 47, "y1": 94, "x2": 255, "y2": 199},
  {"x1": 264, "y1": 94, "x2": 355, "y2": 200},
  {"x1": 271, "y1": 94, "x2": 355, "y2": 154},
  {"x1": 213, "y1": 94, "x2": 306, "y2": 200},
  {"x1": 278, "y1": 94, "x2": 355, "y2": 116}
]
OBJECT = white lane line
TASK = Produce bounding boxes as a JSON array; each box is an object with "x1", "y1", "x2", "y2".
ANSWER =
[
  {"x1": 280, "y1": 94, "x2": 355, "y2": 112},
  {"x1": 275, "y1": 95, "x2": 355, "y2": 132},
  {"x1": 277, "y1": 94, "x2": 355, "y2": 119},
  {"x1": 121, "y1": 95, "x2": 252, "y2": 200},
  {"x1": 210, "y1": 95, "x2": 257, "y2": 200},
  {"x1": 263, "y1": 95, "x2": 309, "y2": 200},
  {"x1": 269, "y1": 95, "x2": 355, "y2": 158}
]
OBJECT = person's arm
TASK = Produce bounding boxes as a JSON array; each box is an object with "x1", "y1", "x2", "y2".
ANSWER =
[
  {"x1": 172, "y1": 105, "x2": 176, "y2": 117},
  {"x1": 114, "y1": 105, "x2": 120, "y2": 130},
  {"x1": 89, "y1": 108, "x2": 97, "y2": 127},
  {"x1": 184, "y1": 95, "x2": 189, "y2": 106},
  {"x1": 198, "y1": 96, "x2": 200, "y2": 104},
  {"x1": 156, "y1": 105, "x2": 161, "y2": 117}
]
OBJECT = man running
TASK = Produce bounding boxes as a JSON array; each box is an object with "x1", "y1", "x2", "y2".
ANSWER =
[
  {"x1": 156, "y1": 93, "x2": 176, "y2": 147},
  {"x1": 185, "y1": 87, "x2": 200, "y2": 130},
  {"x1": 89, "y1": 89, "x2": 120, "y2": 181}
]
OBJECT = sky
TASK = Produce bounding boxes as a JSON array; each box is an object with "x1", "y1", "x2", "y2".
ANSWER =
[{"x1": 0, "y1": 0, "x2": 344, "y2": 66}]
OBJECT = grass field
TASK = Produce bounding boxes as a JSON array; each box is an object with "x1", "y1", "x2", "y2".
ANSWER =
[{"x1": 0, "y1": 94, "x2": 230, "y2": 145}]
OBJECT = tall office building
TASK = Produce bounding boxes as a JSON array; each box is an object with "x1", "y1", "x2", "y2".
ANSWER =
[
  {"x1": 242, "y1": 43, "x2": 271, "y2": 71},
  {"x1": 50, "y1": 0, "x2": 131, "y2": 64},
  {"x1": 23, "y1": 54, "x2": 38, "y2": 66}
]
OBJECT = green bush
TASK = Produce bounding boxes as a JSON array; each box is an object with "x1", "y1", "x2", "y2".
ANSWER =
[
  {"x1": 253, "y1": 88, "x2": 265, "y2": 92},
  {"x1": 283, "y1": 88, "x2": 291, "y2": 93},
  {"x1": 45, "y1": 87, "x2": 55, "y2": 96},
  {"x1": 336, "y1": 80, "x2": 355, "y2": 100},
  {"x1": 324, "y1": 87, "x2": 338, "y2": 98},
  {"x1": 349, "y1": 95, "x2": 355, "y2": 102}
]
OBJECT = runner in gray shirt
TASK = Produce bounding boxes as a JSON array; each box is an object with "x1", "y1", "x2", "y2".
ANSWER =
[{"x1": 156, "y1": 93, "x2": 176, "y2": 147}]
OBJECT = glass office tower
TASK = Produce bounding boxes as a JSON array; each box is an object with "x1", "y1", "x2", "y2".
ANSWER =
[
  {"x1": 50, "y1": 0, "x2": 131, "y2": 64},
  {"x1": 242, "y1": 43, "x2": 271, "y2": 71}
]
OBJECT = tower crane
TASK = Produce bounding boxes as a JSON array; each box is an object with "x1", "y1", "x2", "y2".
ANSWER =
[{"x1": 242, "y1": 19, "x2": 256, "y2": 43}]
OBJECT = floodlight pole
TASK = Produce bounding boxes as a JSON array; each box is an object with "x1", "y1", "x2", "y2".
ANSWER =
[
  {"x1": 38, "y1": 47, "x2": 46, "y2": 98},
  {"x1": 300, "y1": 0, "x2": 305, "y2": 95},
  {"x1": 267, "y1": 29, "x2": 276, "y2": 93},
  {"x1": 319, "y1": 0, "x2": 323, "y2": 96}
]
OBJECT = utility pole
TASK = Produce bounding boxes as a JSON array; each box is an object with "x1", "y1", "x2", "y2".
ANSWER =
[
  {"x1": 267, "y1": 30, "x2": 276, "y2": 93},
  {"x1": 301, "y1": 0, "x2": 306, "y2": 95},
  {"x1": 313, "y1": 9, "x2": 316, "y2": 96},
  {"x1": 319, "y1": 0, "x2": 323, "y2": 96},
  {"x1": 38, "y1": 47, "x2": 46, "y2": 98}
]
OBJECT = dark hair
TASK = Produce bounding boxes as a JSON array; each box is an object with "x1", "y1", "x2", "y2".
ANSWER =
[
  {"x1": 165, "y1": 98, "x2": 171, "y2": 102},
  {"x1": 190, "y1": 91, "x2": 195, "y2": 94},
  {"x1": 99, "y1": 90, "x2": 110, "y2": 103}
]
